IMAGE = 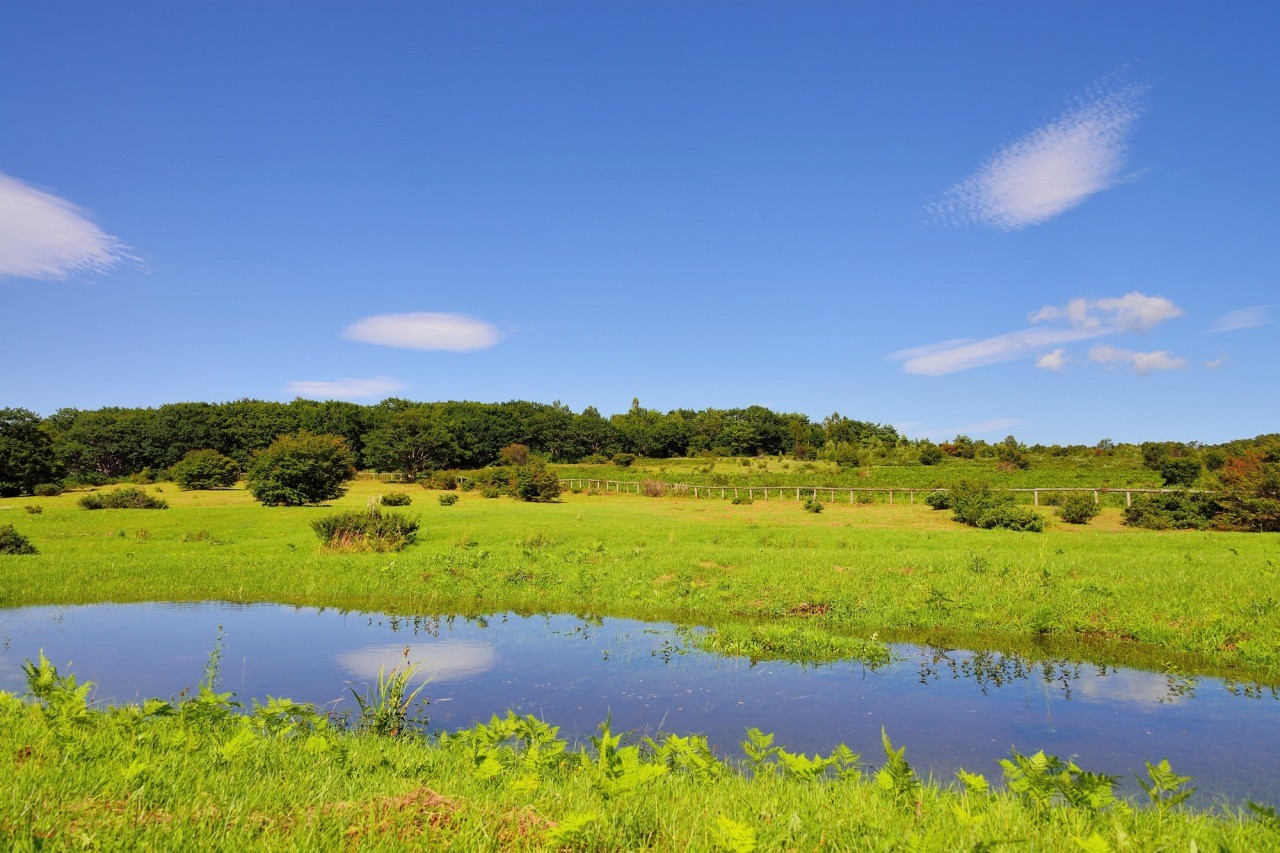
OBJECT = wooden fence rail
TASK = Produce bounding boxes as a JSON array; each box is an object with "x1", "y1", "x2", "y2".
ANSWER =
[{"x1": 544, "y1": 479, "x2": 1207, "y2": 507}]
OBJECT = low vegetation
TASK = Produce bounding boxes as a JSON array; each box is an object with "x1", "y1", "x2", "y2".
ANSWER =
[
  {"x1": 310, "y1": 507, "x2": 419, "y2": 552},
  {"x1": 77, "y1": 486, "x2": 168, "y2": 510},
  {"x1": 0, "y1": 524, "x2": 37, "y2": 554},
  {"x1": 170, "y1": 448, "x2": 240, "y2": 490},
  {"x1": 3, "y1": 657, "x2": 1278, "y2": 850},
  {"x1": 380, "y1": 492, "x2": 413, "y2": 507},
  {"x1": 1058, "y1": 493, "x2": 1101, "y2": 524}
]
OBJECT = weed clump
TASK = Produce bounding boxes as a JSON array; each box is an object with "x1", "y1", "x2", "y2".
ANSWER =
[
  {"x1": 730, "y1": 495, "x2": 753, "y2": 505},
  {"x1": 976, "y1": 506, "x2": 1045, "y2": 533},
  {"x1": 924, "y1": 490, "x2": 951, "y2": 510},
  {"x1": 24, "y1": 505, "x2": 43, "y2": 514},
  {"x1": 438, "y1": 493, "x2": 459, "y2": 506},
  {"x1": 1058, "y1": 494, "x2": 1100, "y2": 524},
  {"x1": 311, "y1": 508, "x2": 419, "y2": 552},
  {"x1": 78, "y1": 486, "x2": 168, "y2": 510},
  {"x1": 380, "y1": 492, "x2": 412, "y2": 507},
  {"x1": 0, "y1": 524, "x2": 37, "y2": 554},
  {"x1": 802, "y1": 497, "x2": 824, "y2": 514},
  {"x1": 641, "y1": 479, "x2": 664, "y2": 497}
]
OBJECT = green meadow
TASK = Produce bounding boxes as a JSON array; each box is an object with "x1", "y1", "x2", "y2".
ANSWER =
[{"x1": 4, "y1": 475, "x2": 1280, "y2": 849}]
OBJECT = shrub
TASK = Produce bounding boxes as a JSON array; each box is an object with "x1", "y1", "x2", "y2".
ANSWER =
[
  {"x1": 480, "y1": 485, "x2": 502, "y2": 499},
  {"x1": 1058, "y1": 494, "x2": 1100, "y2": 524},
  {"x1": 949, "y1": 480, "x2": 1011, "y2": 527},
  {"x1": 1158, "y1": 457, "x2": 1203, "y2": 488},
  {"x1": 32, "y1": 482, "x2": 64, "y2": 497},
  {"x1": 641, "y1": 479, "x2": 664, "y2": 497},
  {"x1": 612, "y1": 453, "x2": 636, "y2": 468},
  {"x1": 918, "y1": 444, "x2": 944, "y2": 466},
  {"x1": 730, "y1": 495, "x2": 753, "y2": 505},
  {"x1": 438, "y1": 493, "x2": 459, "y2": 506},
  {"x1": 580, "y1": 454, "x2": 609, "y2": 465},
  {"x1": 976, "y1": 506, "x2": 1045, "y2": 532},
  {"x1": 510, "y1": 460, "x2": 561, "y2": 503},
  {"x1": 23, "y1": 505, "x2": 42, "y2": 514},
  {"x1": 311, "y1": 508, "x2": 419, "y2": 552},
  {"x1": 247, "y1": 432, "x2": 356, "y2": 506},
  {"x1": 78, "y1": 487, "x2": 168, "y2": 510},
  {"x1": 802, "y1": 497, "x2": 824, "y2": 514},
  {"x1": 421, "y1": 470, "x2": 458, "y2": 490},
  {"x1": 380, "y1": 492, "x2": 412, "y2": 507},
  {"x1": 170, "y1": 449, "x2": 240, "y2": 490},
  {"x1": 1122, "y1": 492, "x2": 1218, "y2": 530},
  {"x1": 458, "y1": 478, "x2": 476, "y2": 492},
  {"x1": 0, "y1": 524, "x2": 37, "y2": 555},
  {"x1": 924, "y1": 490, "x2": 951, "y2": 510},
  {"x1": 498, "y1": 443, "x2": 531, "y2": 466}
]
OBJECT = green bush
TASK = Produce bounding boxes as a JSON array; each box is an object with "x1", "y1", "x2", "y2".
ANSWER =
[
  {"x1": 802, "y1": 497, "x2": 824, "y2": 514},
  {"x1": 480, "y1": 485, "x2": 502, "y2": 499},
  {"x1": 924, "y1": 490, "x2": 951, "y2": 510},
  {"x1": 918, "y1": 444, "x2": 944, "y2": 466},
  {"x1": 1058, "y1": 494, "x2": 1100, "y2": 524},
  {"x1": 510, "y1": 459, "x2": 561, "y2": 502},
  {"x1": 0, "y1": 524, "x2": 37, "y2": 554},
  {"x1": 247, "y1": 432, "x2": 356, "y2": 506},
  {"x1": 78, "y1": 487, "x2": 168, "y2": 510},
  {"x1": 380, "y1": 492, "x2": 412, "y2": 507},
  {"x1": 580, "y1": 454, "x2": 609, "y2": 465},
  {"x1": 1158, "y1": 457, "x2": 1203, "y2": 487},
  {"x1": 421, "y1": 470, "x2": 458, "y2": 490},
  {"x1": 730, "y1": 495, "x2": 753, "y2": 505},
  {"x1": 612, "y1": 453, "x2": 636, "y2": 468},
  {"x1": 976, "y1": 506, "x2": 1045, "y2": 532},
  {"x1": 949, "y1": 480, "x2": 1011, "y2": 527},
  {"x1": 170, "y1": 449, "x2": 240, "y2": 490},
  {"x1": 23, "y1": 505, "x2": 42, "y2": 514},
  {"x1": 32, "y1": 482, "x2": 64, "y2": 497},
  {"x1": 1122, "y1": 492, "x2": 1218, "y2": 530},
  {"x1": 438, "y1": 493, "x2": 459, "y2": 506},
  {"x1": 310, "y1": 508, "x2": 419, "y2": 552}
]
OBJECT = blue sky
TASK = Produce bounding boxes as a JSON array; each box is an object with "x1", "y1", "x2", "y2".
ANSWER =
[{"x1": 2, "y1": 2, "x2": 1276, "y2": 444}]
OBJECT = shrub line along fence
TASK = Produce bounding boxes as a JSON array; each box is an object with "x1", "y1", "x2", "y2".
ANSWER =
[{"x1": 553, "y1": 479, "x2": 1207, "y2": 507}]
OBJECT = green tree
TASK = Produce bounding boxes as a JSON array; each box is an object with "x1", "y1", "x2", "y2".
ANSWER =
[
  {"x1": 363, "y1": 407, "x2": 460, "y2": 480},
  {"x1": 170, "y1": 449, "x2": 240, "y2": 490},
  {"x1": 508, "y1": 459, "x2": 562, "y2": 502},
  {"x1": 0, "y1": 408, "x2": 61, "y2": 497},
  {"x1": 247, "y1": 432, "x2": 356, "y2": 506}
]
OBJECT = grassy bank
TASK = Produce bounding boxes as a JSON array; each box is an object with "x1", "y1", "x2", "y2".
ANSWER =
[
  {"x1": 3, "y1": 659, "x2": 1277, "y2": 851},
  {"x1": 3, "y1": 480, "x2": 1278, "y2": 680}
]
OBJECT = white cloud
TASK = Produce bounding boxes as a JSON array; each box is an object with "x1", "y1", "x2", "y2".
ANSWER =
[
  {"x1": 891, "y1": 327, "x2": 1093, "y2": 376},
  {"x1": 929, "y1": 82, "x2": 1144, "y2": 230},
  {"x1": 0, "y1": 172, "x2": 131, "y2": 280},
  {"x1": 1036, "y1": 348, "x2": 1068, "y2": 371},
  {"x1": 286, "y1": 376, "x2": 407, "y2": 400},
  {"x1": 1205, "y1": 357, "x2": 1226, "y2": 369},
  {"x1": 1089, "y1": 345, "x2": 1186, "y2": 375},
  {"x1": 343, "y1": 312, "x2": 503, "y2": 352},
  {"x1": 336, "y1": 641, "x2": 495, "y2": 683},
  {"x1": 1209, "y1": 305, "x2": 1274, "y2": 333},
  {"x1": 1030, "y1": 292, "x2": 1182, "y2": 333},
  {"x1": 892, "y1": 291, "x2": 1183, "y2": 376}
]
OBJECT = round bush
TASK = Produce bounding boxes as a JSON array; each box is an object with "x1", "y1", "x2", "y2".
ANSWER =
[
  {"x1": 976, "y1": 506, "x2": 1045, "y2": 532},
  {"x1": 438, "y1": 493, "x2": 459, "y2": 506},
  {"x1": 0, "y1": 524, "x2": 37, "y2": 554},
  {"x1": 380, "y1": 492, "x2": 412, "y2": 507},
  {"x1": 170, "y1": 449, "x2": 240, "y2": 490},
  {"x1": 78, "y1": 486, "x2": 168, "y2": 510},
  {"x1": 1058, "y1": 494, "x2": 1100, "y2": 524},
  {"x1": 924, "y1": 490, "x2": 951, "y2": 510},
  {"x1": 247, "y1": 432, "x2": 356, "y2": 506},
  {"x1": 612, "y1": 453, "x2": 636, "y2": 468},
  {"x1": 33, "y1": 482, "x2": 64, "y2": 497}
]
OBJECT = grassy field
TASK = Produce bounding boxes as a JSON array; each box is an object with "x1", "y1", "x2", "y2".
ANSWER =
[
  {"x1": 5, "y1": 477, "x2": 1280, "y2": 848},
  {"x1": 2, "y1": 478, "x2": 1277, "y2": 680}
]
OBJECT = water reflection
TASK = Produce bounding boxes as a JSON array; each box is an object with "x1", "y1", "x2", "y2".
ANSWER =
[{"x1": 1, "y1": 602, "x2": 1277, "y2": 805}]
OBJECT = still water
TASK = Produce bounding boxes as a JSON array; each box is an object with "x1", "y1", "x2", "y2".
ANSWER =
[{"x1": 1, "y1": 602, "x2": 1276, "y2": 805}]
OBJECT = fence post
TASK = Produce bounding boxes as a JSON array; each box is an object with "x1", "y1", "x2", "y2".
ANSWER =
[
  {"x1": 1093, "y1": 490, "x2": 1099, "y2": 505},
  {"x1": 1126, "y1": 491, "x2": 1132, "y2": 507},
  {"x1": 1033, "y1": 490, "x2": 1039, "y2": 506},
  {"x1": 889, "y1": 490, "x2": 893, "y2": 505}
]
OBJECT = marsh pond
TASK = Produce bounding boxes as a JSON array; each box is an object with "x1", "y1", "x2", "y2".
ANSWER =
[{"x1": 2, "y1": 602, "x2": 1277, "y2": 805}]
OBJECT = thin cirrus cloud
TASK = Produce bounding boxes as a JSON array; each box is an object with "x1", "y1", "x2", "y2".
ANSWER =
[
  {"x1": 342, "y1": 312, "x2": 503, "y2": 352},
  {"x1": 285, "y1": 376, "x2": 407, "y2": 400},
  {"x1": 928, "y1": 81, "x2": 1145, "y2": 230},
  {"x1": 1089, "y1": 345, "x2": 1187, "y2": 375},
  {"x1": 891, "y1": 291, "x2": 1181, "y2": 376},
  {"x1": 1208, "y1": 305, "x2": 1274, "y2": 333},
  {"x1": 0, "y1": 171, "x2": 131, "y2": 280}
]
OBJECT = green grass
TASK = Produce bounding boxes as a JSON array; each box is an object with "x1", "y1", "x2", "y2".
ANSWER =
[
  {"x1": 2, "y1": 479, "x2": 1279, "y2": 681},
  {"x1": 4, "y1": 661, "x2": 1278, "y2": 851}
]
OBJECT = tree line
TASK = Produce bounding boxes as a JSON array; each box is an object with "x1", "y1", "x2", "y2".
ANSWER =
[{"x1": 0, "y1": 398, "x2": 900, "y2": 491}]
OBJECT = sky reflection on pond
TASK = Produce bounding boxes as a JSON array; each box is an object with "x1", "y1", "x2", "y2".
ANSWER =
[{"x1": 0, "y1": 602, "x2": 1276, "y2": 805}]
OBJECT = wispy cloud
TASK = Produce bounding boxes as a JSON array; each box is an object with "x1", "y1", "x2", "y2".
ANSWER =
[
  {"x1": 343, "y1": 312, "x2": 504, "y2": 352},
  {"x1": 929, "y1": 81, "x2": 1144, "y2": 230},
  {"x1": 1209, "y1": 305, "x2": 1273, "y2": 333},
  {"x1": 1089, "y1": 345, "x2": 1186, "y2": 374},
  {"x1": 0, "y1": 172, "x2": 131, "y2": 280},
  {"x1": 286, "y1": 376, "x2": 407, "y2": 400},
  {"x1": 891, "y1": 291, "x2": 1182, "y2": 376},
  {"x1": 1036, "y1": 349, "x2": 1068, "y2": 371}
]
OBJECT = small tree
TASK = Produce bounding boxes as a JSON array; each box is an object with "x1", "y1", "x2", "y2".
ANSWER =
[
  {"x1": 0, "y1": 524, "x2": 38, "y2": 555},
  {"x1": 950, "y1": 480, "x2": 1012, "y2": 527},
  {"x1": 1058, "y1": 494, "x2": 1100, "y2": 524},
  {"x1": 509, "y1": 459, "x2": 561, "y2": 502},
  {"x1": 170, "y1": 449, "x2": 240, "y2": 490},
  {"x1": 1158, "y1": 457, "x2": 1202, "y2": 488},
  {"x1": 918, "y1": 443, "x2": 943, "y2": 466},
  {"x1": 247, "y1": 432, "x2": 356, "y2": 506}
]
